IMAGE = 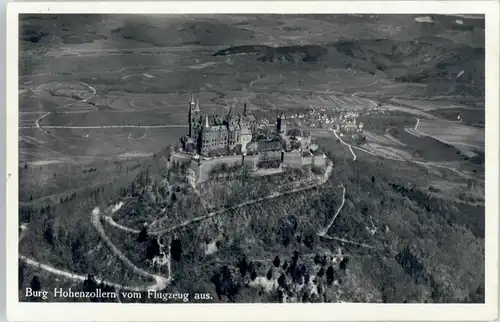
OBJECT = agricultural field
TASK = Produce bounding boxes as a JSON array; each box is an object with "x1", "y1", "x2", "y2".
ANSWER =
[{"x1": 426, "y1": 107, "x2": 485, "y2": 127}]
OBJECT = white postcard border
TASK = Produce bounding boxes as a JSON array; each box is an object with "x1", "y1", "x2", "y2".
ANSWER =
[{"x1": 6, "y1": 1, "x2": 499, "y2": 321}]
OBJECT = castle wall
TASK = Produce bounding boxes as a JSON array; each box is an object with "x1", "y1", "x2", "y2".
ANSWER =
[
  {"x1": 301, "y1": 156, "x2": 313, "y2": 166},
  {"x1": 243, "y1": 155, "x2": 258, "y2": 170},
  {"x1": 259, "y1": 151, "x2": 282, "y2": 162},
  {"x1": 282, "y1": 151, "x2": 302, "y2": 168},
  {"x1": 178, "y1": 150, "x2": 328, "y2": 183},
  {"x1": 196, "y1": 155, "x2": 243, "y2": 182},
  {"x1": 171, "y1": 151, "x2": 193, "y2": 165},
  {"x1": 257, "y1": 151, "x2": 282, "y2": 169},
  {"x1": 312, "y1": 153, "x2": 327, "y2": 167}
]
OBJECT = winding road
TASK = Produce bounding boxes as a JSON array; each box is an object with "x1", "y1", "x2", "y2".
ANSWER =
[
  {"x1": 333, "y1": 130, "x2": 357, "y2": 161},
  {"x1": 104, "y1": 161, "x2": 334, "y2": 236},
  {"x1": 20, "y1": 161, "x2": 333, "y2": 291},
  {"x1": 34, "y1": 81, "x2": 98, "y2": 136},
  {"x1": 19, "y1": 255, "x2": 163, "y2": 293},
  {"x1": 34, "y1": 112, "x2": 53, "y2": 136},
  {"x1": 19, "y1": 207, "x2": 171, "y2": 292},
  {"x1": 91, "y1": 207, "x2": 171, "y2": 290},
  {"x1": 329, "y1": 117, "x2": 484, "y2": 183}
]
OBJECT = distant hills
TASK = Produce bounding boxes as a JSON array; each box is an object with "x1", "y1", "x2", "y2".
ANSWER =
[
  {"x1": 19, "y1": 14, "x2": 485, "y2": 97},
  {"x1": 213, "y1": 45, "x2": 327, "y2": 62},
  {"x1": 213, "y1": 38, "x2": 484, "y2": 97}
]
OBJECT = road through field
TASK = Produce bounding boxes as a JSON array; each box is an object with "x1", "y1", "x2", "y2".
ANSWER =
[
  {"x1": 349, "y1": 118, "x2": 485, "y2": 183},
  {"x1": 34, "y1": 80, "x2": 98, "y2": 136},
  {"x1": 307, "y1": 101, "x2": 357, "y2": 161},
  {"x1": 34, "y1": 112, "x2": 53, "y2": 136},
  {"x1": 21, "y1": 125, "x2": 187, "y2": 129}
]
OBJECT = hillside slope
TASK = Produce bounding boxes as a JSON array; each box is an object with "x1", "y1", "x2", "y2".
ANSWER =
[{"x1": 213, "y1": 38, "x2": 484, "y2": 97}]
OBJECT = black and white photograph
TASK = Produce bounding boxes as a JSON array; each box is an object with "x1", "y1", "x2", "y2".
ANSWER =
[{"x1": 6, "y1": 1, "x2": 499, "y2": 321}]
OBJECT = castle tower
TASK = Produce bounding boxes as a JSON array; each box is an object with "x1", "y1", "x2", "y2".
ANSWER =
[
  {"x1": 282, "y1": 114, "x2": 287, "y2": 137},
  {"x1": 205, "y1": 114, "x2": 210, "y2": 128},
  {"x1": 190, "y1": 94, "x2": 196, "y2": 107},
  {"x1": 188, "y1": 95, "x2": 195, "y2": 137},
  {"x1": 195, "y1": 97, "x2": 201, "y2": 113},
  {"x1": 277, "y1": 113, "x2": 287, "y2": 137},
  {"x1": 243, "y1": 102, "x2": 247, "y2": 116}
]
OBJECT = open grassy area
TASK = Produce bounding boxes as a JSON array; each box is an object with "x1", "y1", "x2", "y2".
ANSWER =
[
  {"x1": 417, "y1": 119, "x2": 484, "y2": 149},
  {"x1": 19, "y1": 127, "x2": 185, "y2": 163},
  {"x1": 427, "y1": 107, "x2": 485, "y2": 127},
  {"x1": 387, "y1": 127, "x2": 466, "y2": 162}
]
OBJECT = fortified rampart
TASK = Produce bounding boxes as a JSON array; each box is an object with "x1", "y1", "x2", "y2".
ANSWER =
[{"x1": 171, "y1": 150, "x2": 327, "y2": 182}]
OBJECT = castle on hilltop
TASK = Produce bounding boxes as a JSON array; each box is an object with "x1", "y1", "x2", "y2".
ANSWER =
[
  {"x1": 173, "y1": 95, "x2": 327, "y2": 182},
  {"x1": 181, "y1": 95, "x2": 257, "y2": 157}
]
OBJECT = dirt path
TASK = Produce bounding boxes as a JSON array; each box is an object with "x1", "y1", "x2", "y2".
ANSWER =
[
  {"x1": 76, "y1": 81, "x2": 97, "y2": 105},
  {"x1": 34, "y1": 112, "x2": 52, "y2": 136},
  {"x1": 344, "y1": 118, "x2": 484, "y2": 183},
  {"x1": 20, "y1": 202, "x2": 171, "y2": 292},
  {"x1": 19, "y1": 255, "x2": 161, "y2": 292},
  {"x1": 91, "y1": 207, "x2": 171, "y2": 289},
  {"x1": 33, "y1": 80, "x2": 98, "y2": 136},
  {"x1": 319, "y1": 234, "x2": 379, "y2": 250},
  {"x1": 318, "y1": 184, "x2": 346, "y2": 237},
  {"x1": 315, "y1": 185, "x2": 392, "y2": 253},
  {"x1": 22, "y1": 161, "x2": 332, "y2": 292},
  {"x1": 20, "y1": 211, "x2": 168, "y2": 292},
  {"x1": 104, "y1": 161, "x2": 333, "y2": 236},
  {"x1": 333, "y1": 130, "x2": 357, "y2": 161}
]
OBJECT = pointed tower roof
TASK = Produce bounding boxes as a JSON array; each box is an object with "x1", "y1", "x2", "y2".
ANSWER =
[
  {"x1": 194, "y1": 97, "x2": 200, "y2": 112},
  {"x1": 204, "y1": 114, "x2": 210, "y2": 128},
  {"x1": 190, "y1": 94, "x2": 195, "y2": 107}
]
